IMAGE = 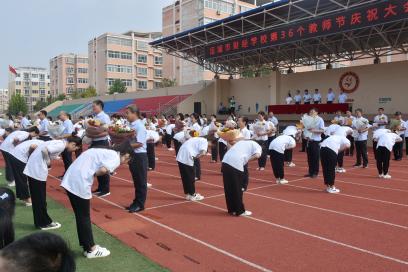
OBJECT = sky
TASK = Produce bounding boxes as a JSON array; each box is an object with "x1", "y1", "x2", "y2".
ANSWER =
[{"x1": 0, "y1": 0, "x2": 174, "y2": 88}]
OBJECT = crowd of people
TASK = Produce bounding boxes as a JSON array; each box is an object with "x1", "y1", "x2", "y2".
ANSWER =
[
  {"x1": 0, "y1": 100, "x2": 406, "y2": 267},
  {"x1": 285, "y1": 88, "x2": 348, "y2": 104}
]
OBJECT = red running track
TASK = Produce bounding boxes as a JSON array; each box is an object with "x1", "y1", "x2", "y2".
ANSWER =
[{"x1": 20, "y1": 147, "x2": 408, "y2": 271}]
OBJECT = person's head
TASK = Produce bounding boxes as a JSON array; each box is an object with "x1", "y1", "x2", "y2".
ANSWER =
[
  {"x1": 258, "y1": 111, "x2": 266, "y2": 121},
  {"x1": 0, "y1": 187, "x2": 15, "y2": 249},
  {"x1": 47, "y1": 116, "x2": 53, "y2": 122},
  {"x1": 395, "y1": 111, "x2": 402, "y2": 120},
  {"x1": 355, "y1": 108, "x2": 363, "y2": 117},
  {"x1": 26, "y1": 126, "x2": 40, "y2": 138},
  {"x1": 141, "y1": 113, "x2": 147, "y2": 119},
  {"x1": 125, "y1": 105, "x2": 141, "y2": 123},
  {"x1": 65, "y1": 136, "x2": 82, "y2": 152},
  {"x1": 309, "y1": 108, "x2": 318, "y2": 116},
  {"x1": 38, "y1": 110, "x2": 47, "y2": 120},
  {"x1": 78, "y1": 116, "x2": 84, "y2": 121},
  {"x1": 17, "y1": 112, "x2": 23, "y2": 119},
  {"x1": 190, "y1": 113, "x2": 201, "y2": 125},
  {"x1": 304, "y1": 89, "x2": 309, "y2": 94},
  {"x1": 176, "y1": 113, "x2": 184, "y2": 121},
  {"x1": 92, "y1": 100, "x2": 104, "y2": 114},
  {"x1": 328, "y1": 88, "x2": 333, "y2": 93},
  {"x1": 296, "y1": 90, "x2": 300, "y2": 94},
  {"x1": 346, "y1": 110, "x2": 352, "y2": 117},
  {"x1": 59, "y1": 111, "x2": 68, "y2": 121},
  {"x1": 336, "y1": 110, "x2": 342, "y2": 116},
  {"x1": 238, "y1": 116, "x2": 248, "y2": 129},
  {"x1": 111, "y1": 141, "x2": 133, "y2": 164},
  {"x1": 378, "y1": 108, "x2": 384, "y2": 115},
  {"x1": 0, "y1": 232, "x2": 76, "y2": 272},
  {"x1": 6, "y1": 114, "x2": 13, "y2": 121},
  {"x1": 287, "y1": 92, "x2": 292, "y2": 97},
  {"x1": 314, "y1": 89, "x2": 319, "y2": 93},
  {"x1": 25, "y1": 115, "x2": 31, "y2": 121},
  {"x1": 268, "y1": 112, "x2": 274, "y2": 118},
  {"x1": 210, "y1": 114, "x2": 216, "y2": 121}
]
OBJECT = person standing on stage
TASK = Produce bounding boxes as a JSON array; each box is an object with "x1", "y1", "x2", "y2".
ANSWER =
[
  {"x1": 125, "y1": 105, "x2": 148, "y2": 213},
  {"x1": 285, "y1": 92, "x2": 293, "y2": 104},
  {"x1": 89, "y1": 100, "x2": 111, "y2": 198},
  {"x1": 303, "y1": 90, "x2": 312, "y2": 104},
  {"x1": 320, "y1": 135, "x2": 350, "y2": 193},
  {"x1": 352, "y1": 109, "x2": 371, "y2": 168},
  {"x1": 57, "y1": 111, "x2": 74, "y2": 177},
  {"x1": 375, "y1": 132, "x2": 402, "y2": 179},
  {"x1": 304, "y1": 108, "x2": 325, "y2": 178},
  {"x1": 294, "y1": 90, "x2": 302, "y2": 105},
  {"x1": 38, "y1": 110, "x2": 51, "y2": 141},
  {"x1": 326, "y1": 88, "x2": 336, "y2": 104},
  {"x1": 338, "y1": 90, "x2": 348, "y2": 104},
  {"x1": 313, "y1": 89, "x2": 321, "y2": 104}
]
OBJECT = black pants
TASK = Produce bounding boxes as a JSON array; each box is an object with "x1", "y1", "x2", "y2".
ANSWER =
[
  {"x1": 221, "y1": 163, "x2": 245, "y2": 215},
  {"x1": 304, "y1": 102, "x2": 310, "y2": 105},
  {"x1": 174, "y1": 139, "x2": 182, "y2": 156},
  {"x1": 211, "y1": 139, "x2": 218, "y2": 161},
  {"x1": 242, "y1": 164, "x2": 249, "y2": 191},
  {"x1": 178, "y1": 162, "x2": 195, "y2": 195},
  {"x1": 90, "y1": 140, "x2": 110, "y2": 193},
  {"x1": 270, "y1": 150, "x2": 284, "y2": 179},
  {"x1": 256, "y1": 140, "x2": 267, "y2": 168},
  {"x1": 66, "y1": 191, "x2": 95, "y2": 252},
  {"x1": 61, "y1": 148, "x2": 73, "y2": 172},
  {"x1": 314, "y1": 101, "x2": 319, "y2": 104},
  {"x1": 165, "y1": 133, "x2": 172, "y2": 149},
  {"x1": 327, "y1": 101, "x2": 333, "y2": 104},
  {"x1": 28, "y1": 177, "x2": 52, "y2": 228},
  {"x1": 218, "y1": 141, "x2": 227, "y2": 162},
  {"x1": 373, "y1": 140, "x2": 378, "y2": 160},
  {"x1": 10, "y1": 157, "x2": 29, "y2": 200},
  {"x1": 284, "y1": 149, "x2": 293, "y2": 162},
  {"x1": 306, "y1": 140, "x2": 320, "y2": 176},
  {"x1": 128, "y1": 153, "x2": 148, "y2": 208},
  {"x1": 194, "y1": 158, "x2": 201, "y2": 180},
  {"x1": 1, "y1": 151, "x2": 14, "y2": 182},
  {"x1": 147, "y1": 142, "x2": 155, "y2": 170},
  {"x1": 267, "y1": 135, "x2": 276, "y2": 149},
  {"x1": 320, "y1": 147, "x2": 337, "y2": 186},
  {"x1": 393, "y1": 138, "x2": 403, "y2": 160},
  {"x1": 345, "y1": 135, "x2": 354, "y2": 156},
  {"x1": 337, "y1": 151, "x2": 344, "y2": 168},
  {"x1": 355, "y1": 140, "x2": 368, "y2": 167},
  {"x1": 406, "y1": 137, "x2": 408, "y2": 156},
  {"x1": 301, "y1": 138, "x2": 307, "y2": 152},
  {"x1": 376, "y1": 146, "x2": 390, "y2": 175}
]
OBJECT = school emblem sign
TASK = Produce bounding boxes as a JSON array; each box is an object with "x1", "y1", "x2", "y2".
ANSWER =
[{"x1": 339, "y1": 71, "x2": 359, "y2": 93}]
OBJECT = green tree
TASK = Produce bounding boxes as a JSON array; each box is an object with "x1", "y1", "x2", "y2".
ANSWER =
[
  {"x1": 109, "y1": 79, "x2": 127, "y2": 94},
  {"x1": 33, "y1": 100, "x2": 48, "y2": 112},
  {"x1": 56, "y1": 93, "x2": 66, "y2": 101},
  {"x1": 160, "y1": 78, "x2": 177, "y2": 88},
  {"x1": 71, "y1": 90, "x2": 82, "y2": 99},
  {"x1": 82, "y1": 86, "x2": 98, "y2": 98},
  {"x1": 8, "y1": 94, "x2": 28, "y2": 115}
]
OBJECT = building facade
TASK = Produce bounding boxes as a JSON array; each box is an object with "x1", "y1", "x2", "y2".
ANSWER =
[
  {"x1": 88, "y1": 31, "x2": 163, "y2": 95},
  {"x1": 8, "y1": 67, "x2": 50, "y2": 112},
  {"x1": 0, "y1": 89, "x2": 9, "y2": 113},
  {"x1": 162, "y1": 0, "x2": 256, "y2": 86},
  {"x1": 50, "y1": 53, "x2": 89, "y2": 98}
]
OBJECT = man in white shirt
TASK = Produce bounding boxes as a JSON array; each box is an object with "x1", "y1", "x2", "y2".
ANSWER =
[
  {"x1": 294, "y1": 90, "x2": 302, "y2": 105},
  {"x1": 19, "y1": 112, "x2": 31, "y2": 129},
  {"x1": 38, "y1": 110, "x2": 51, "y2": 141},
  {"x1": 303, "y1": 90, "x2": 312, "y2": 104},
  {"x1": 313, "y1": 89, "x2": 321, "y2": 104},
  {"x1": 326, "y1": 88, "x2": 336, "y2": 104},
  {"x1": 89, "y1": 100, "x2": 112, "y2": 197},
  {"x1": 126, "y1": 105, "x2": 148, "y2": 213},
  {"x1": 338, "y1": 91, "x2": 348, "y2": 104},
  {"x1": 352, "y1": 108, "x2": 371, "y2": 168},
  {"x1": 392, "y1": 111, "x2": 406, "y2": 161},
  {"x1": 304, "y1": 108, "x2": 325, "y2": 178},
  {"x1": 373, "y1": 108, "x2": 388, "y2": 129}
]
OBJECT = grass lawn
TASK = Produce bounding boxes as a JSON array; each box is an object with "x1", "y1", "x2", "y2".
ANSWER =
[{"x1": 0, "y1": 169, "x2": 168, "y2": 272}]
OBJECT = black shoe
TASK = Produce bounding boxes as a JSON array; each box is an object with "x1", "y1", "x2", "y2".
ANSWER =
[
  {"x1": 95, "y1": 191, "x2": 111, "y2": 197},
  {"x1": 311, "y1": 174, "x2": 318, "y2": 178},
  {"x1": 353, "y1": 164, "x2": 362, "y2": 168},
  {"x1": 128, "y1": 205, "x2": 144, "y2": 213},
  {"x1": 304, "y1": 174, "x2": 311, "y2": 178}
]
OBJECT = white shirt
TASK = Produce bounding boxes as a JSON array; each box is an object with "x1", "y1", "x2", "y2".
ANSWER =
[
  {"x1": 373, "y1": 114, "x2": 388, "y2": 129},
  {"x1": 190, "y1": 123, "x2": 201, "y2": 133},
  {"x1": 269, "y1": 135, "x2": 296, "y2": 154},
  {"x1": 334, "y1": 126, "x2": 353, "y2": 137},
  {"x1": 11, "y1": 139, "x2": 44, "y2": 163},
  {"x1": 252, "y1": 121, "x2": 272, "y2": 141},
  {"x1": 23, "y1": 140, "x2": 66, "y2": 181},
  {"x1": 21, "y1": 117, "x2": 31, "y2": 129},
  {"x1": 338, "y1": 93, "x2": 348, "y2": 103},
  {"x1": 268, "y1": 116, "x2": 278, "y2": 127},
  {"x1": 130, "y1": 119, "x2": 147, "y2": 153},
  {"x1": 174, "y1": 130, "x2": 188, "y2": 144},
  {"x1": 405, "y1": 121, "x2": 408, "y2": 137},
  {"x1": 294, "y1": 94, "x2": 302, "y2": 103},
  {"x1": 146, "y1": 130, "x2": 160, "y2": 143},
  {"x1": 176, "y1": 137, "x2": 208, "y2": 166},
  {"x1": 165, "y1": 124, "x2": 175, "y2": 135},
  {"x1": 333, "y1": 115, "x2": 345, "y2": 125},
  {"x1": 285, "y1": 96, "x2": 293, "y2": 104},
  {"x1": 61, "y1": 149, "x2": 120, "y2": 199},
  {"x1": 39, "y1": 118, "x2": 50, "y2": 136},
  {"x1": 303, "y1": 94, "x2": 312, "y2": 103},
  {"x1": 62, "y1": 119, "x2": 74, "y2": 135},
  {"x1": 0, "y1": 131, "x2": 30, "y2": 153},
  {"x1": 240, "y1": 127, "x2": 251, "y2": 140},
  {"x1": 327, "y1": 92, "x2": 336, "y2": 102},
  {"x1": 377, "y1": 133, "x2": 402, "y2": 152},
  {"x1": 93, "y1": 111, "x2": 111, "y2": 141},
  {"x1": 324, "y1": 124, "x2": 340, "y2": 136},
  {"x1": 222, "y1": 140, "x2": 262, "y2": 172},
  {"x1": 320, "y1": 135, "x2": 350, "y2": 154},
  {"x1": 313, "y1": 93, "x2": 321, "y2": 102},
  {"x1": 309, "y1": 116, "x2": 325, "y2": 141}
]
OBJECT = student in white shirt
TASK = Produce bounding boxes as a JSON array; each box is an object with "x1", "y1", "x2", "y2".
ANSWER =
[
  {"x1": 23, "y1": 137, "x2": 81, "y2": 230},
  {"x1": 303, "y1": 90, "x2": 311, "y2": 104},
  {"x1": 352, "y1": 108, "x2": 371, "y2": 168},
  {"x1": 20, "y1": 113, "x2": 31, "y2": 129},
  {"x1": 294, "y1": 90, "x2": 302, "y2": 105},
  {"x1": 173, "y1": 114, "x2": 187, "y2": 156},
  {"x1": 0, "y1": 127, "x2": 40, "y2": 187},
  {"x1": 89, "y1": 100, "x2": 112, "y2": 198},
  {"x1": 165, "y1": 118, "x2": 176, "y2": 151},
  {"x1": 207, "y1": 114, "x2": 219, "y2": 162},
  {"x1": 373, "y1": 108, "x2": 388, "y2": 130},
  {"x1": 320, "y1": 135, "x2": 350, "y2": 193},
  {"x1": 304, "y1": 109, "x2": 325, "y2": 178},
  {"x1": 375, "y1": 132, "x2": 402, "y2": 179},
  {"x1": 282, "y1": 126, "x2": 299, "y2": 167},
  {"x1": 391, "y1": 111, "x2": 406, "y2": 161},
  {"x1": 338, "y1": 91, "x2": 348, "y2": 104},
  {"x1": 313, "y1": 89, "x2": 321, "y2": 104},
  {"x1": 38, "y1": 110, "x2": 51, "y2": 141},
  {"x1": 266, "y1": 112, "x2": 278, "y2": 147},
  {"x1": 218, "y1": 120, "x2": 236, "y2": 163},
  {"x1": 344, "y1": 110, "x2": 355, "y2": 156},
  {"x1": 126, "y1": 105, "x2": 148, "y2": 213},
  {"x1": 326, "y1": 88, "x2": 336, "y2": 104},
  {"x1": 57, "y1": 111, "x2": 74, "y2": 176},
  {"x1": 176, "y1": 135, "x2": 208, "y2": 201},
  {"x1": 269, "y1": 133, "x2": 296, "y2": 184},
  {"x1": 222, "y1": 140, "x2": 261, "y2": 216},
  {"x1": 10, "y1": 139, "x2": 43, "y2": 206},
  {"x1": 61, "y1": 145, "x2": 132, "y2": 258},
  {"x1": 238, "y1": 116, "x2": 252, "y2": 190},
  {"x1": 333, "y1": 126, "x2": 353, "y2": 173},
  {"x1": 146, "y1": 128, "x2": 159, "y2": 171},
  {"x1": 252, "y1": 111, "x2": 273, "y2": 171}
]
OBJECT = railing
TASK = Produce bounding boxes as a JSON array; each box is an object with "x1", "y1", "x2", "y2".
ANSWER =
[
  {"x1": 158, "y1": 94, "x2": 191, "y2": 116},
  {"x1": 72, "y1": 103, "x2": 93, "y2": 120}
]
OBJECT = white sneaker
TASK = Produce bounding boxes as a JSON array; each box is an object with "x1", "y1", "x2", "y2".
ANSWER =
[
  {"x1": 326, "y1": 187, "x2": 340, "y2": 194},
  {"x1": 168, "y1": 148, "x2": 174, "y2": 151},
  {"x1": 86, "y1": 245, "x2": 111, "y2": 259},
  {"x1": 279, "y1": 179, "x2": 289, "y2": 184},
  {"x1": 335, "y1": 167, "x2": 340, "y2": 173},
  {"x1": 41, "y1": 222, "x2": 61, "y2": 230},
  {"x1": 240, "y1": 210, "x2": 252, "y2": 217},
  {"x1": 7, "y1": 181, "x2": 15, "y2": 187},
  {"x1": 187, "y1": 193, "x2": 204, "y2": 201},
  {"x1": 259, "y1": 167, "x2": 265, "y2": 171},
  {"x1": 147, "y1": 183, "x2": 152, "y2": 188},
  {"x1": 287, "y1": 162, "x2": 296, "y2": 167},
  {"x1": 155, "y1": 157, "x2": 159, "y2": 161},
  {"x1": 378, "y1": 174, "x2": 384, "y2": 178},
  {"x1": 383, "y1": 174, "x2": 392, "y2": 179},
  {"x1": 24, "y1": 201, "x2": 32, "y2": 207},
  {"x1": 339, "y1": 168, "x2": 346, "y2": 173}
]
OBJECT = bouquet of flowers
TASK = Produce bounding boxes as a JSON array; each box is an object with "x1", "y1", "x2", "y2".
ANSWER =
[
  {"x1": 108, "y1": 124, "x2": 135, "y2": 145},
  {"x1": 85, "y1": 119, "x2": 108, "y2": 138},
  {"x1": 301, "y1": 115, "x2": 319, "y2": 139},
  {"x1": 352, "y1": 118, "x2": 369, "y2": 138},
  {"x1": 217, "y1": 127, "x2": 240, "y2": 142},
  {"x1": 47, "y1": 122, "x2": 65, "y2": 138},
  {"x1": 252, "y1": 121, "x2": 267, "y2": 136},
  {"x1": 344, "y1": 118, "x2": 353, "y2": 126},
  {"x1": 157, "y1": 119, "x2": 167, "y2": 128}
]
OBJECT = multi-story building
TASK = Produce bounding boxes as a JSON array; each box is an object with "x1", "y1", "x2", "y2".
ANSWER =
[
  {"x1": 162, "y1": 0, "x2": 257, "y2": 85},
  {"x1": 88, "y1": 31, "x2": 163, "y2": 95},
  {"x1": 8, "y1": 67, "x2": 50, "y2": 112},
  {"x1": 0, "y1": 89, "x2": 9, "y2": 113},
  {"x1": 50, "y1": 53, "x2": 89, "y2": 97}
]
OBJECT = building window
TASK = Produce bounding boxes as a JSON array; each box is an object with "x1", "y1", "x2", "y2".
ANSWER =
[
  {"x1": 65, "y1": 57, "x2": 75, "y2": 64},
  {"x1": 32, "y1": 90, "x2": 38, "y2": 94},
  {"x1": 32, "y1": 82, "x2": 38, "y2": 86},
  {"x1": 77, "y1": 58, "x2": 88, "y2": 63},
  {"x1": 39, "y1": 74, "x2": 45, "y2": 80},
  {"x1": 78, "y1": 78, "x2": 88, "y2": 84},
  {"x1": 106, "y1": 65, "x2": 132, "y2": 73},
  {"x1": 77, "y1": 67, "x2": 88, "y2": 74},
  {"x1": 107, "y1": 37, "x2": 132, "y2": 47},
  {"x1": 107, "y1": 50, "x2": 132, "y2": 60},
  {"x1": 106, "y1": 78, "x2": 132, "y2": 87},
  {"x1": 204, "y1": 0, "x2": 234, "y2": 14},
  {"x1": 66, "y1": 67, "x2": 75, "y2": 74},
  {"x1": 40, "y1": 89, "x2": 45, "y2": 96},
  {"x1": 154, "y1": 56, "x2": 163, "y2": 65},
  {"x1": 24, "y1": 89, "x2": 30, "y2": 95},
  {"x1": 15, "y1": 89, "x2": 21, "y2": 94},
  {"x1": 137, "y1": 41, "x2": 149, "y2": 51},
  {"x1": 154, "y1": 69, "x2": 162, "y2": 78},
  {"x1": 24, "y1": 81, "x2": 30, "y2": 86},
  {"x1": 138, "y1": 80, "x2": 147, "y2": 90},
  {"x1": 66, "y1": 87, "x2": 74, "y2": 94},
  {"x1": 23, "y1": 73, "x2": 29, "y2": 80},
  {"x1": 31, "y1": 73, "x2": 38, "y2": 78},
  {"x1": 16, "y1": 81, "x2": 21, "y2": 86},
  {"x1": 67, "y1": 77, "x2": 74, "y2": 84},
  {"x1": 137, "y1": 54, "x2": 147, "y2": 63},
  {"x1": 154, "y1": 81, "x2": 161, "y2": 89},
  {"x1": 137, "y1": 67, "x2": 148, "y2": 76},
  {"x1": 39, "y1": 82, "x2": 45, "y2": 87}
]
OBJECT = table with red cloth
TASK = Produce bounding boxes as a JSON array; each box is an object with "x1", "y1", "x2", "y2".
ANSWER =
[{"x1": 268, "y1": 103, "x2": 349, "y2": 114}]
